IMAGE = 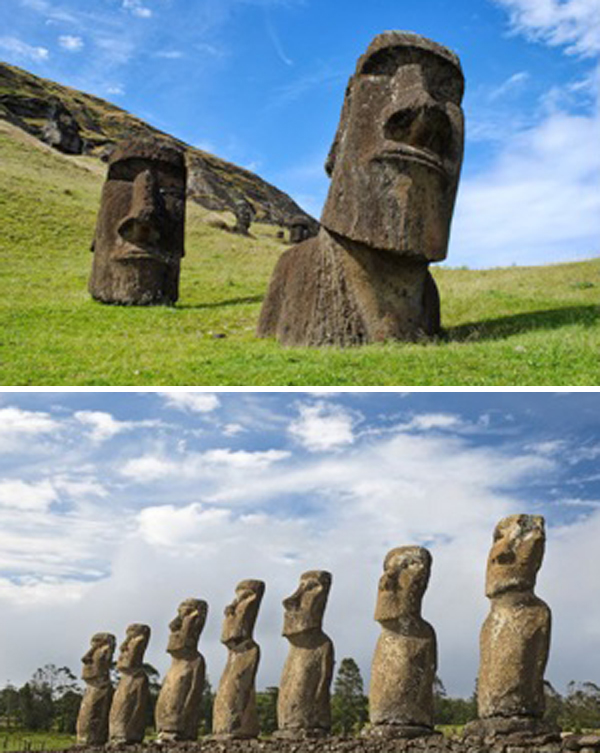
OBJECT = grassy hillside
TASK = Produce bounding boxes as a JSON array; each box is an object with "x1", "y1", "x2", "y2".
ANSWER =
[{"x1": 0, "y1": 120, "x2": 598, "y2": 386}]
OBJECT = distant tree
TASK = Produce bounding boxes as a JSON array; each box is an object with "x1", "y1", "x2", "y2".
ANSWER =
[
  {"x1": 543, "y1": 680, "x2": 564, "y2": 728},
  {"x1": 256, "y1": 687, "x2": 278, "y2": 736},
  {"x1": 560, "y1": 681, "x2": 600, "y2": 732},
  {"x1": 143, "y1": 664, "x2": 161, "y2": 732},
  {"x1": 0, "y1": 683, "x2": 20, "y2": 730},
  {"x1": 433, "y1": 677, "x2": 477, "y2": 727},
  {"x1": 331, "y1": 658, "x2": 368, "y2": 736},
  {"x1": 198, "y1": 676, "x2": 214, "y2": 736}
]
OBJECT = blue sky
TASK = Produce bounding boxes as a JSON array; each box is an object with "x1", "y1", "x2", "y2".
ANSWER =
[
  {"x1": 1, "y1": 390, "x2": 600, "y2": 698},
  {"x1": 0, "y1": 0, "x2": 598, "y2": 268}
]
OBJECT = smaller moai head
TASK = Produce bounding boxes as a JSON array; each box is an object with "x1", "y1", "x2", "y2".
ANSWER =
[
  {"x1": 321, "y1": 31, "x2": 464, "y2": 261},
  {"x1": 167, "y1": 598, "x2": 208, "y2": 657},
  {"x1": 81, "y1": 632, "x2": 116, "y2": 684},
  {"x1": 221, "y1": 579, "x2": 265, "y2": 647},
  {"x1": 233, "y1": 199, "x2": 254, "y2": 234},
  {"x1": 116, "y1": 623, "x2": 151, "y2": 672},
  {"x1": 486, "y1": 514, "x2": 545, "y2": 598},
  {"x1": 91, "y1": 138, "x2": 186, "y2": 299},
  {"x1": 374, "y1": 546, "x2": 432, "y2": 623},
  {"x1": 289, "y1": 215, "x2": 311, "y2": 244},
  {"x1": 283, "y1": 570, "x2": 332, "y2": 637}
]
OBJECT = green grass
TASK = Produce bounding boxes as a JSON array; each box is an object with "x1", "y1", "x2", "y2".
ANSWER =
[
  {"x1": 0, "y1": 732, "x2": 75, "y2": 752},
  {"x1": 1, "y1": 121, "x2": 599, "y2": 386}
]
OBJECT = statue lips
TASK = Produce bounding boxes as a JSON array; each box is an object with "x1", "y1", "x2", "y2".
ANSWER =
[{"x1": 374, "y1": 146, "x2": 448, "y2": 179}]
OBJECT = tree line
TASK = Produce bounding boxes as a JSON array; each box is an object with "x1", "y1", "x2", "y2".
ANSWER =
[{"x1": 1, "y1": 660, "x2": 599, "y2": 736}]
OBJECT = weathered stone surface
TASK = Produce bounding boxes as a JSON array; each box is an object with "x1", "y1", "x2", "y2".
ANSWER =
[
  {"x1": 289, "y1": 215, "x2": 316, "y2": 244},
  {"x1": 109, "y1": 624, "x2": 151, "y2": 744},
  {"x1": 258, "y1": 31, "x2": 463, "y2": 346},
  {"x1": 277, "y1": 571, "x2": 334, "y2": 738},
  {"x1": 155, "y1": 599, "x2": 208, "y2": 742},
  {"x1": 466, "y1": 515, "x2": 556, "y2": 741},
  {"x1": 368, "y1": 547, "x2": 437, "y2": 738},
  {"x1": 232, "y1": 200, "x2": 255, "y2": 235},
  {"x1": 41, "y1": 99, "x2": 83, "y2": 154},
  {"x1": 89, "y1": 138, "x2": 187, "y2": 305},
  {"x1": 76, "y1": 632, "x2": 116, "y2": 746},
  {"x1": 213, "y1": 579, "x2": 265, "y2": 739}
]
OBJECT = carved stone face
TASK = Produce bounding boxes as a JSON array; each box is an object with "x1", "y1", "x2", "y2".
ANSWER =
[
  {"x1": 221, "y1": 579, "x2": 265, "y2": 647},
  {"x1": 90, "y1": 139, "x2": 186, "y2": 304},
  {"x1": 282, "y1": 570, "x2": 332, "y2": 637},
  {"x1": 486, "y1": 515, "x2": 545, "y2": 598},
  {"x1": 321, "y1": 31, "x2": 464, "y2": 260},
  {"x1": 116, "y1": 623, "x2": 151, "y2": 672},
  {"x1": 81, "y1": 632, "x2": 116, "y2": 683},
  {"x1": 167, "y1": 599, "x2": 208, "y2": 657},
  {"x1": 374, "y1": 546, "x2": 432, "y2": 623}
]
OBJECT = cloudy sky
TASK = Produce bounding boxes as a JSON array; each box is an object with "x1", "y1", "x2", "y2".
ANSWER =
[
  {"x1": 1, "y1": 390, "x2": 600, "y2": 699},
  {"x1": 0, "y1": 0, "x2": 598, "y2": 268}
]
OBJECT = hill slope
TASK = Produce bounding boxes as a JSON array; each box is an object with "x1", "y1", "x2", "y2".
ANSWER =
[
  {"x1": 0, "y1": 115, "x2": 598, "y2": 386},
  {"x1": 0, "y1": 61, "x2": 316, "y2": 228}
]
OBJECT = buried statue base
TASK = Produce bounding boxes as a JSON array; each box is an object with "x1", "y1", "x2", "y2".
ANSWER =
[{"x1": 257, "y1": 230, "x2": 440, "y2": 346}]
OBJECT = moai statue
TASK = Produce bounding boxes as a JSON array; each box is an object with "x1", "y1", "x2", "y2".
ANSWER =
[
  {"x1": 368, "y1": 547, "x2": 437, "y2": 739},
  {"x1": 76, "y1": 632, "x2": 116, "y2": 746},
  {"x1": 109, "y1": 623, "x2": 151, "y2": 744},
  {"x1": 213, "y1": 580, "x2": 266, "y2": 739},
  {"x1": 288, "y1": 215, "x2": 311, "y2": 244},
  {"x1": 276, "y1": 571, "x2": 334, "y2": 739},
  {"x1": 465, "y1": 515, "x2": 557, "y2": 739},
  {"x1": 89, "y1": 138, "x2": 187, "y2": 305},
  {"x1": 233, "y1": 199, "x2": 254, "y2": 235},
  {"x1": 258, "y1": 31, "x2": 464, "y2": 346},
  {"x1": 155, "y1": 599, "x2": 208, "y2": 741}
]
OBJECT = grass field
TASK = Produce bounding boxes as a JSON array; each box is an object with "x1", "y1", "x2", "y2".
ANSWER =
[
  {"x1": 0, "y1": 732, "x2": 75, "y2": 752},
  {"x1": 1, "y1": 120, "x2": 598, "y2": 386}
]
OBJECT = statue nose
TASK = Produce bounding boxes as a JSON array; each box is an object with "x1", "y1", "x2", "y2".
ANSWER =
[
  {"x1": 118, "y1": 169, "x2": 165, "y2": 245},
  {"x1": 384, "y1": 102, "x2": 453, "y2": 157}
]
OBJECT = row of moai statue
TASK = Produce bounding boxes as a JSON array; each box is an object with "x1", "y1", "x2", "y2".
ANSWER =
[
  {"x1": 88, "y1": 30, "x2": 464, "y2": 346},
  {"x1": 76, "y1": 514, "x2": 552, "y2": 745}
]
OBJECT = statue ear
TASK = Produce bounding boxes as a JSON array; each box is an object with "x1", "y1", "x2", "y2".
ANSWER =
[{"x1": 324, "y1": 76, "x2": 354, "y2": 177}]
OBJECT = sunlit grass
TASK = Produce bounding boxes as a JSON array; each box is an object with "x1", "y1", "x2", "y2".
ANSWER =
[{"x1": 1, "y1": 122, "x2": 599, "y2": 386}]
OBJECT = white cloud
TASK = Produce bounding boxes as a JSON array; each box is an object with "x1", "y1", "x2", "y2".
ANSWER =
[
  {"x1": 452, "y1": 106, "x2": 600, "y2": 266},
  {"x1": 0, "y1": 479, "x2": 57, "y2": 512},
  {"x1": 156, "y1": 50, "x2": 183, "y2": 59},
  {"x1": 137, "y1": 503, "x2": 231, "y2": 547},
  {"x1": 222, "y1": 423, "x2": 245, "y2": 436},
  {"x1": 0, "y1": 35, "x2": 49, "y2": 61},
  {"x1": 488, "y1": 70, "x2": 530, "y2": 100},
  {"x1": 398, "y1": 413, "x2": 464, "y2": 432},
  {"x1": 122, "y1": 0, "x2": 152, "y2": 18},
  {"x1": 58, "y1": 34, "x2": 83, "y2": 52},
  {"x1": 159, "y1": 392, "x2": 220, "y2": 413},
  {"x1": 493, "y1": 0, "x2": 600, "y2": 56},
  {"x1": 120, "y1": 447, "x2": 290, "y2": 482},
  {"x1": 106, "y1": 84, "x2": 125, "y2": 96},
  {"x1": 288, "y1": 402, "x2": 357, "y2": 452},
  {"x1": 73, "y1": 410, "x2": 160, "y2": 443},
  {"x1": 0, "y1": 407, "x2": 59, "y2": 452}
]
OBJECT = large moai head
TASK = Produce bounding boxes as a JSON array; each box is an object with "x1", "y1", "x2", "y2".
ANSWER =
[
  {"x1": 283, "y1": 570, "x2": 332, "y2": 637},
  {"x1": 89, "y1": 138, "x2": 187, "y2": 305},
  {"x1": 321, "y1": 31, "x2": 464, "y2": 261},
  {"x1": 221, "y1": 579, "x2": 265, "y2": 647},
  {"x1": 486, "y1": 515, "x2": 545, "y2": 599},
  {"x1": 81, "y1": 633, "x2": 116, "y2": 685},
  {"x1": 167, "y1": 598, "x2": 208, "y2": 657},
  {"x1": 116, "y1": 623, "x2": 151, "y2": 672},
  {"x1": 375, "y1": 546, "x2": 432, "y2": 623}
]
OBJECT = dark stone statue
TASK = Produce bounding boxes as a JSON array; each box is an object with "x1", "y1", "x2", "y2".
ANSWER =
[
  {"x1": 257, "y1": 31, "x2": 464, "y2": 346},
  {"x1": 89, "y1": 138, "x2": 187, "y2": 305}
]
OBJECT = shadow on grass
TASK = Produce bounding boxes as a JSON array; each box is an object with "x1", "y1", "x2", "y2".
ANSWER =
[
  {"x1": 447, "y1": 305, "x2": 599, "y2": 343},
  {"x1": 178, "y1": 295, "x2": 263, "y2": 310}
]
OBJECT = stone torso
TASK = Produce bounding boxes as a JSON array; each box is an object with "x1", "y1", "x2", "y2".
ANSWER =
[
  {"x1": 76, "y1": 684, "x2": 113, "y2": 746},
  {"x1": 479, "y1": 594, "x2": 551, "y2": 719},
  {"x1": 109, "y1": 671, "x2": 150, "y2": 743},
  {"x1": 156, "y1": 654, "x2": 206, "y2": 740},
  {"x1": 370, "y1": 620, "x2": 436, "y2": 727},
  {"x1": 278, "y1": 634, "x2": 334, "y2": 733},
  {"x1": 213, "y1": 643, "x2": 260, "y2": 737}
]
